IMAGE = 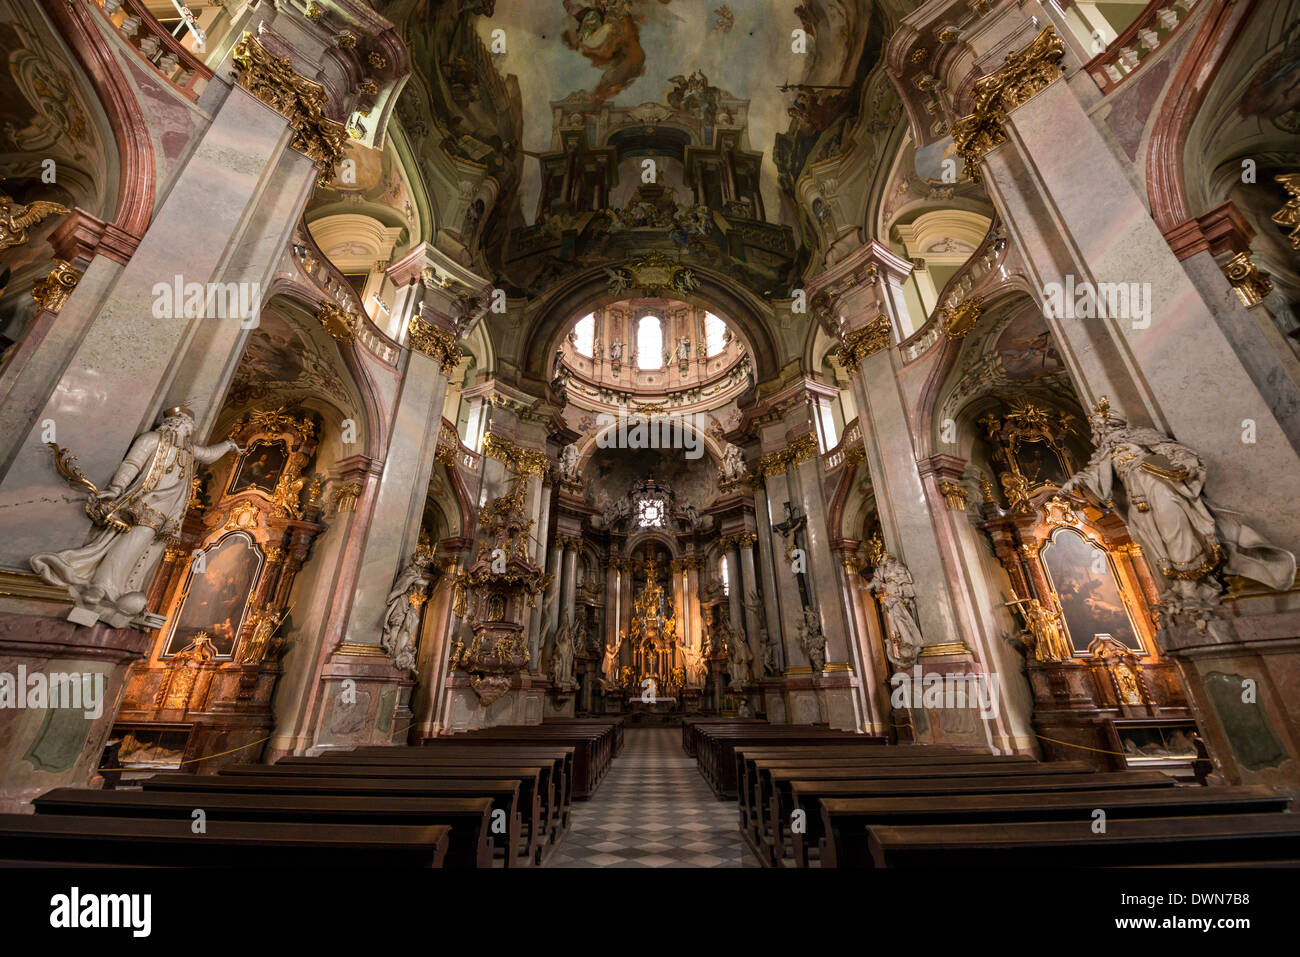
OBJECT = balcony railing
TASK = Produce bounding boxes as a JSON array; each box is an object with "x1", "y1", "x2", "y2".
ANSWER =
[
  {"x1": 823, "y1": 418, "x2": 863, "y2": 473},
  {"x1": 89, "y1": 0, "x2": 213, "y2": 101},
  {"x1": 1084, "y1": 0, "x2": 1200, "y2": 95}
]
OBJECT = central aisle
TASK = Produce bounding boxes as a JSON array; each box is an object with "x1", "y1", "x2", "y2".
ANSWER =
[{"x1": 546, "y1": 726, "x2": 760, "y2": 868}]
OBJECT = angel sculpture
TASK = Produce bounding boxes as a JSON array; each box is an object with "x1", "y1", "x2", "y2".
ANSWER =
[{"x1": 0, "y1": 190, "x2": 69, "y2": 250}]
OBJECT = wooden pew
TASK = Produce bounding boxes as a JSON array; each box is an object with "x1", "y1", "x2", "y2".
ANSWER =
[
  {"x1": 0, "y1": 814, "x2": 452, "y2": 867},
  {"x1": 694, "y1": 728, "x2": 888, "y2": 797},
  {"x1": 761, "y1": 760, "x2": 1096, "y2": 862},
  {"x1": 138, "y1": 773, "x2": 531, "y2": 862},
  {"x1": 738, "y1": 750, "x2": 1031, "y2": 840},
  {"x1": 273, "y1": 753, "x2": 558, "y2": 855},
  {"x1": 32, "y1": 789, "x2": 496, "y2": 869},
  {"x1": 435, "y1": 731, "x2": 604, "y2": 798},
  {"x1": 216, "y1": 763, "x2": 548, "y2": 862},
  {"x1": 817, "y1": 786, "x2": 1292, "y2": 867},
  {"x1": 867, "y1": 813, "x2": 1300, "y2": 868},
  {"x1": 783, "y1": 770, "x2": 1175, "y2": 868},
  {"x1": 349, "y1": 742, "x2": 571, "y2": 810}
]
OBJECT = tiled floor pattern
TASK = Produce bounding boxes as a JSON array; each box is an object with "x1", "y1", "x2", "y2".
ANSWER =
[{"x1": 546, "y1": 726, "x2": 760, "y2": 867}]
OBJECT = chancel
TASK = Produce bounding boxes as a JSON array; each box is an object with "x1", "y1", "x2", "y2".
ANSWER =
[{"x1": 1, "y1": 0, "x2": 1300, "y2": 877}]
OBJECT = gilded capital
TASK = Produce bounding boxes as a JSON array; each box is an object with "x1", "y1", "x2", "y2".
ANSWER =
[
  {"x1": 837, "y1": 314, "x2": 892, "y2": 373},
  {"x1": 408, "y1": 316, "x2": 462, "y2": 374},
  {"x1": 230, "y1": 32, "x2": 349, "y2": 186},
  {"x1": 482, "y1": 431, "x2": 549, "y2": 476},
  {"x1": 951, "y1": 26, "x2": 1066, "y2": 182}
]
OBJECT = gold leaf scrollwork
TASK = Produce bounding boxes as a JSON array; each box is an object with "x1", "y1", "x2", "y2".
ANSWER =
[
  {"x1": 759, "y1": 433, "x2": 820, "y2": 477},
  {"x1": 482, "y1": 432, "x2": 549, "y2": 477},
  {"x1": 230, "y1": 32, "x2": 349, "y2": 186},
  {"x1": 836, "y1": 314, "x2": 892, "y2": 373},
  {"x1": 942, "y1": 295, "x2": 983, "y2": 340},
  {"x1": 1272, "y1": 173, "x2": 1300, "y2": 250},
  {"x1": 408, "y1": 317, "x2": 462, "y2": 374},
  {"x1": 939, "y1": 480, "x2": 968, "y2": 510},
  {"x1": 1222, "y1": 251, "x2": 1273, "y2": 307},
  {"x1": 951, "y1": 26, "x2": 1066, "y2": 182},
  {"x1": 32, "y1": 259, "x2": 82, "y2": 313},
  {"x1": 316, "y1": 301, "x2": 360, "y2": 341}
]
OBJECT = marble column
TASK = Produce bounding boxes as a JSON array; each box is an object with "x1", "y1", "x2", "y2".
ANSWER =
[
  {"x1": 525, "y1": 475, "x2": 553, "y2": 666},
  {"x1": 737, "y1": 535, "x2": 764, "y2": 669},
  {"x1": 340, "y1": 310, "x2": 455, "y2": 651},
  {"x1": 560, "y1": 538, "x2": 579, "y2": 627},
  {"x1": 724, "y1": 538, "x2": 744, "y2": 640},
  {"x1": 603, "y1": 557, "x2": 620, "y2": 649},
  {"x1": 0, "y1": 82, "x2": 316, "y2": 570},
  {"x1": 751, "y1": 483, "x2": 785, "y2": 672}
]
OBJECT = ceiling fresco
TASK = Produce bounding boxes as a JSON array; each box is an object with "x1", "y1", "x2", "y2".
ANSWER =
[{"x1": 406, "y1": 1, "x2": 882, "y2": 229}]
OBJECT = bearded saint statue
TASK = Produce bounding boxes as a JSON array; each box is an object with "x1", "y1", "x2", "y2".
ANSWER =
[
  {"x1": 1060, "y1": 397, "x2": 1295, "y2": 621},
  {"x1": 32, "y1": 406, "x2": 240, "y2": 627}
]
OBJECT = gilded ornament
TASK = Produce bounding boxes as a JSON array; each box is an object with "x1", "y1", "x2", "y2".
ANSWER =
[
  {"x1": 0, "y1": 190, "x2": 69, "y2": 250},
  {"x1": 316, "y1": 301, "x2": 359, "y2": 341},
  {"x1": 230, "y1": 32, "x2": 349, "y2": 186},
  {"x1": 938, "y1": 480, "x2": 968, "y2": 510},
  {"x1": 32, "y1": 259, "x2": 82, "y2": 313},
  {"x1": 408, "y1": 317, "x2": 462, "y2": 374},
  {"x1": 759, "y1": 433, "x2": 820, "y2": 477},
  {"x1": 1222, "y1": 251, "x2": 1273, "y2": 307},
  {"x1": 951, "y1": 26, "x2": 1066, "y2": 181},
  {"x1": 941, "y1": 295, "x2": 983, "y2": 339},
  {"x1": 1272, "y1": 173, "x2": 1300, "y2": 250},
  {"x1": 482, "y1": 432, "x2": 549, "y2": 476},
  {"x1": 836, "y1": 314, "x2": 892, "y2": 372},
  {"x1": 333, "y1": 480, "x2": 362, "y2": 513}
]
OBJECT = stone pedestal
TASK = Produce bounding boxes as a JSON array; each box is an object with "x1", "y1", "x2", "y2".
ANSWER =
[
  {"x1": 302, "y1": 654, "x2": 412, "y2": 755},
  {"x1": 441, "y1": 673, "x2": 546, "y2": 731},
  {"x1": 0, "y1": 604, "x2": 151, "y2": 811}
]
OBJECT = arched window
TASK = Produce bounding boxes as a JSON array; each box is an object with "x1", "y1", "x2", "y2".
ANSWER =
[
  {"x1": 719, "y1": 555, "x2": 730, "y2": 596},
  {"x1": 705, "y1": 312, "x2": 727, "y2": 356},
  {"x1": 637, "y1": 316, "x2": 662, "y2": 369},
  {"x1": 572, "y1": 313, "x2": 594, "y2": 357}
]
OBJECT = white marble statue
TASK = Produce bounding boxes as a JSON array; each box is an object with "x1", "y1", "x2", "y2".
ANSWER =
[
  {"x1": 1060, "y1": 397, "x2": 1296, "y2": 621},
  {"x1": 676, "y1": 336, "x2": 691, "y2": 362},
  {"x1": 381, "y1": 546, "x2": 432, "y2": 672},
  {"x1": 602, "y1": 630, "x2": 623, "y2": 688},
  {"x1": 865, "y1": 541, "x2": 924, "y2": 668},
  {"x1": 32, "y1": 406, "x2": 240, "y2": 627},
  {"x1": 741, "y1": 590, "x2": 778, "y2": 676},
  {"x1": 559, "y1": 442, "x2": 580, "y2": 482},
  {"x1": 722, "y1": 618, "x2": 753, "y2": 687},
  {"x1": 680, "y1": 639, "x2": 708, "y2": 687},
  {"x1": 609, "y1": 338, "x2": 624, "y2": 361},
  {"x1": 550, "y1": 610, "x2": 578, "y2": 691},
  {"x1": 719, "y1": 442, "x2": 746, "y2": 483},
  {"x1": 796, "y1": 606, "x2": 826, "y2": 673}
]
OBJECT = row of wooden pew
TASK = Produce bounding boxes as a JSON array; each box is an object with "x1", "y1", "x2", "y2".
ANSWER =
[
  {"x1": 0, "y1": 718, "x2": 622, "y2": 868},
  {"x1": 685, "y1": 719, "x2": 1300, "y2": 868}
]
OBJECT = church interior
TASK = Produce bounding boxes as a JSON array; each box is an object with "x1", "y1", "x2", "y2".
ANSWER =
[{"x1": 2, "y1": 0, "x2": 1300, "y2": 886}]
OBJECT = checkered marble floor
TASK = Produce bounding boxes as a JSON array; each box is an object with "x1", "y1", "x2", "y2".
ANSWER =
[{"x1": 545, "y1": 726, "x2": 760, "y2": 868}]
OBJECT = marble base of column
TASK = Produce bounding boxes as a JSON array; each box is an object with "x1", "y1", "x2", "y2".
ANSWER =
[
  {"x1": 306, "y1": 656, "x2": 414, "y2": 753},
  {"x1": 0, "y1": 608, "x2": 152, "y2": 811}
]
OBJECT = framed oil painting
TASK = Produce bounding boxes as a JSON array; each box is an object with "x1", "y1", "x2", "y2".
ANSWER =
[
  {"x1": 1041, "y1": 527, "x2": 1142, "y2": 656},
  {"x1": 227, "y1": 437, "x2": 289, "y2": 496},
  {"x1": 162, "y1": 531, "x2": 264, "y2": 659}
]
